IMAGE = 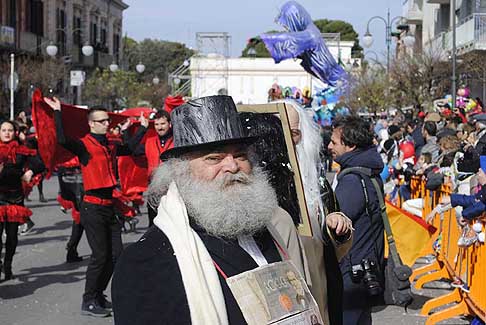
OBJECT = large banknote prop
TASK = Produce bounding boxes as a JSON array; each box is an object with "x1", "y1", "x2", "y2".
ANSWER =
[
  {"x1": 260, "y1": 1, "x2": 347, "y2": 87},
  {"x1": 227, "y1": 261, "x2": 323, "y2": 324}
]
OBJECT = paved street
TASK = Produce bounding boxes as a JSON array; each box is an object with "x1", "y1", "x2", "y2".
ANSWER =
[{"x1": 0, "y1": 178, "x2": 470, "y2": 324}]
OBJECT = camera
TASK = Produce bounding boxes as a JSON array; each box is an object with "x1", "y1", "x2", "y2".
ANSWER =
[{"x1": 351, "y1": 259, "x2": 383, "y2": 296}]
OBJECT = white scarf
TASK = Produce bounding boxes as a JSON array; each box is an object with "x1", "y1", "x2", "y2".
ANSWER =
[{"x1": 153, "y1": 181, "x2": 229, "y2": 325}]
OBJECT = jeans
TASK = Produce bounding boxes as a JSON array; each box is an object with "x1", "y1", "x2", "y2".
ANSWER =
[
  {"x1": 80, "y1": 202, "x2": 122, "y2": 302},
  {"x1": 66, "y1": 221, "x2": 84, "y2": 251},
  {"x1": 342, "y1": 271, "x2": 373, "y2": 325}
]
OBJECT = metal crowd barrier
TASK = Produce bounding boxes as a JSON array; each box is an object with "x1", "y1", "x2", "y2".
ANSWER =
[{"x1": 407, "y1": 177, "x2": 486, "y2": 324}]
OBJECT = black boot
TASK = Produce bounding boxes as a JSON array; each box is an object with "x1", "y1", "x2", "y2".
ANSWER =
[
  {"x1": 4, "y1": 261, "x2": 13, "y2": 281},
  {"x1": 39, "y1": 193, "x2": 48, "y2": 203},
  {"x1": 66, "y1": 246, "x2": 83, "y2": 263}
]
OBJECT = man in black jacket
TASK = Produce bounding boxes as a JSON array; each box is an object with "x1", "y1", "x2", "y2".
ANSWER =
[{"x1": 329, "y1": 116, "x2": 385, "y2": 325}]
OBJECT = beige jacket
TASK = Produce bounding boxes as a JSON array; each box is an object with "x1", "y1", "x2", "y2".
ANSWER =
[{"x1": 270, "y1": 207, "x2": 352, "y2": 324}]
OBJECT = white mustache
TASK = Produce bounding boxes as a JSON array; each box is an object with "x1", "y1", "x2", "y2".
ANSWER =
[{"x1": 219, "y1": 172, "x2": 251, "y2": 188}]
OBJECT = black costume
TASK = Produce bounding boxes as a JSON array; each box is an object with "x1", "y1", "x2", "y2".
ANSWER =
[
  {"x1": 112, "y1": 225, "x2": 282, "y2": 325},
  {"x1": 0, "y1": 140, "x2": 45, "y2": 280},
  {"x1": 54, "y1": 111, "x2": 146, "y2": 308}
]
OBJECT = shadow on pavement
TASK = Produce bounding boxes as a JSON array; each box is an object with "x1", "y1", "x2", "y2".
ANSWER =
[
  {"x1": 24, "y1": 220, "x2": 72, "y2": 236},
  {"x1": 0, "y1": 260, "x2": 88, "y2": 299},
  {"x1": 25, "y1": 201, "x2": 62, "y2": 209},
  {"x1": 407, "y1": 293, "x2": 434, "y2": 311},
  {"x1": 371, "y1": 293, "x2": 433, "y2": 313},
  {"x1": 17, "y1": 235, "x2": 69, "y2": 247}
]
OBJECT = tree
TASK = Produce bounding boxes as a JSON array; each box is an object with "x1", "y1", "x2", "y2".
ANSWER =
[
  {"x1": 123, "y1": 37, "x2": 194, "y2": 86},
  {"x1": 241, "y1": 19, "x2": 363, "y2": 58},
  {"x1": 346, "y1": 67, "x2": 392, "y2": 113},
  {"x1": 83, "y1": 69, "x2": 146, "y2": 109},
  {"x1": 388, "y1": 49, "x2": 450, "y2": 110},
  {"x1": 0, "y1": 55, "x2": 65, "y2": 115},
  {"x1": 461, "y1": 51, "x2": 486, "y2": 101},
  {"x1": 313, "y1": 19, "x2": 363, "y2": 58}
]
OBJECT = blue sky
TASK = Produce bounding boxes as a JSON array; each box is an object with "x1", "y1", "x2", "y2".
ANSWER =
[{"x1": 124, "y1": 0, "x2": 402, "y2": 59}]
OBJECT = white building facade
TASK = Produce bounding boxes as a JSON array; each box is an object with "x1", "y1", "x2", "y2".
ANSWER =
[
  {"x1": 402, "y1": 0, "x2": 486, "y2": 97},
  {"x1": 189, "y1": 40, "x2": 356, "y2": 104}
]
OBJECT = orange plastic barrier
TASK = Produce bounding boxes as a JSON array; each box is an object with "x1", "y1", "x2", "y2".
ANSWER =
[{"x1": 407, "y1": 179, "x2": 486, "y2": 324}]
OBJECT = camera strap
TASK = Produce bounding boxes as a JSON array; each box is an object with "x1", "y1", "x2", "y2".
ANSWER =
[{"x1": 337, "y1": 167, "x2": 401, "y2": 267}]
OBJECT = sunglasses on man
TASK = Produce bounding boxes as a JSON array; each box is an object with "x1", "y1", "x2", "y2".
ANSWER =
[{"x1": 93, "y1": 118, "x2": 111, "y2": 124}]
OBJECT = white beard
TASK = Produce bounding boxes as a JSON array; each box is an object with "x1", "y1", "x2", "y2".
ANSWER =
[{"x1": 147, "y1": 159, "x2": 278, "y2": 239}]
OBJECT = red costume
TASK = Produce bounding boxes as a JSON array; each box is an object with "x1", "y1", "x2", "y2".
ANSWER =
[
  {"x1": 145, "y1": 135, "x2": 174, "y2": 177},
  {"x1": 0, "y1": 141, "x2": 39, "y2": 223},
  {"x1": 79, "y1": 134, "x2": 117, "y2": 191}
]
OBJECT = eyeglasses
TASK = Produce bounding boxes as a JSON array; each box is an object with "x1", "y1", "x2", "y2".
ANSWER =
[{"x1": 93, "y1": 118, "x2": 111, "y2": 124}]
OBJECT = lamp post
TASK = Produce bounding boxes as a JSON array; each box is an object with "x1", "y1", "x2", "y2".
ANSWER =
[
  {"x1": 46, "y1": 28, "x2": 94, "y2": 105},
  {"x1": 45, "y1": 28, "x2": 94, "y2": 58},
  {"x1": 8, "y1": 29, "x2": 92, "y2": 118},
  {"x1": 362, "y1": 8, "x2": 415, "y2": 75},
  {"x1": 451, "y1": 0, "x2": 457, "y2": 115},
  {"x1": 9, "y1": 54, "x2": 14, "y2": 120},
  {"x1": 108, "y1": 59, "x2": 145, "y2": 74}
]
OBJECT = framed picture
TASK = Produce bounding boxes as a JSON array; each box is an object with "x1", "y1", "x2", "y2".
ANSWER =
[{"x1": 237, "y1": 102, "x2": 313, "y2": 237}]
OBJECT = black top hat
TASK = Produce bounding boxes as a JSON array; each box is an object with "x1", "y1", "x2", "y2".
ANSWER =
[{"x1": 160, "y1": 95, "x2": 256, "y2": 160}]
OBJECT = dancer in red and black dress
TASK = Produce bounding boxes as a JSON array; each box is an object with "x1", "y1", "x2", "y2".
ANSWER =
[
  {"x1": 0, "y1": 120, "x2": 45, "y2": 281},
  {"x1": 56, "y1": 156, "x2": 84, "y2": 263}
]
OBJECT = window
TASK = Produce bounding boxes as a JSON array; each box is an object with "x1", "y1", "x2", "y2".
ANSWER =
[
  {"x1": 56, "y1": 7, "x2": 67, "y2": 55},
  {"x1": 7, "y1": 0, "x2": 16, "y2": 28},
  {"x1": 90, "y1": 21, "x2": 97, "y2": 46},
  {"x1": 73, "y1": 14, "x2": 82, "y2": 46},
  {"x1": 100, "y1": 19, "x2": 107, "y2": 51},
  {"x1": 27, "y1": 0, "x2": 44, "y2": 36},
  {"x1": 113, "y1": 33, "x2": 120, "y2": 59}
]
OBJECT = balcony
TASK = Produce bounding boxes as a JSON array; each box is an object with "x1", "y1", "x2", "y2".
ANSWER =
[
  {"x1": 427, "y1": 14, "x2": 486, "y2": 56},
  {"x1": 403, "y1": 0, "x2": 423, "y2": 25}
]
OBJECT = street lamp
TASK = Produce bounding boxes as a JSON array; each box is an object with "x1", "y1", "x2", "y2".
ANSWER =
[
  {"x1": 362, "y1": 32, "x2": 374, "y2": 48},
  {"x1": 152, "y1": 76, "x2": 160, "y2": 85},
  {"x1": 136, "y1": 62, "x2": 146, "y2": 74},
  {"x1": 109, "y1": 62, "x2": 119, "y2": 72},
  {"x1": 46, "y1": 42, "x2": 58, "y2": 57},
  {"x1": 45, "y1": 28, "x2": 94, "y2": 58},
  {"x1": 363, "y1": 9, "x2": 414, "y2": 74},
  {"x1": 108, "y1": 61, "x2": 146, "y2": 74}
]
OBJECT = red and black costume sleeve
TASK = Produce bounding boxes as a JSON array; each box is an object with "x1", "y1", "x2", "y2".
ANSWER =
[{"x1": 0, "y1": 141, "x2": 45, "y2": 223}]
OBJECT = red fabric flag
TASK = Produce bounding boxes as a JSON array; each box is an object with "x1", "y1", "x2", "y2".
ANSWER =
[
  {"x1": 31, "y1": 89, "x2": 127, "y2": 177},
  {"x1": 163, "y1": 96, "x2": 185, "y2": 114},
  {"x1": 120, "y1": 107, "x2": 155, "y2": 118}
]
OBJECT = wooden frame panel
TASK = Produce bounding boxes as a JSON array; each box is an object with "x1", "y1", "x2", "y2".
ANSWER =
[{"x1": 237, "y1": 103, "x2": 313, "y2": 237}]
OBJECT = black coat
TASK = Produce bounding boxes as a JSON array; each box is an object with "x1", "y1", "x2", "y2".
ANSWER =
[{"x1": 112, "y1": 225, "x2": 282, "y2": 325}]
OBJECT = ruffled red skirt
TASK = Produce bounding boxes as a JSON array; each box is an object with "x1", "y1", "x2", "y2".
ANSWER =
[
  {"x1": 0, "y1": 204, "x2": 32, "y2": 224},
  {"x1": 57, "y1": 195, "x2": 80, "y2": 224}
]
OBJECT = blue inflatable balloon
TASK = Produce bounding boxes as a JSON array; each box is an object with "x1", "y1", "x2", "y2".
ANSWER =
[{"x1": 260, "y1": 1, "x2": 347, "y2": 87}]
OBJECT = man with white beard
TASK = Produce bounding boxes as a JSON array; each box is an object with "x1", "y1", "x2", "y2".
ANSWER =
[
  {"x1": 112, "y1": 96, "x2": 342, "y2": 324},
  {"x1": 287, "y1": 103, "x2": 353, "y2": 325}
]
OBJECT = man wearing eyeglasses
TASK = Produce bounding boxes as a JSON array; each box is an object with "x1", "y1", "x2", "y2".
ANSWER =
[{"x1": 44, "y1": 97, "x2": 149, "y2": 317}]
